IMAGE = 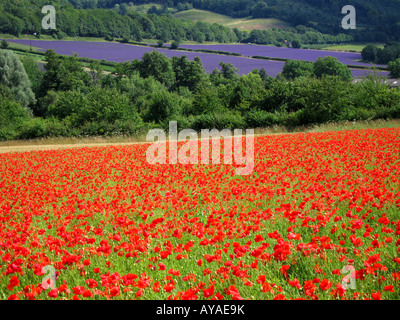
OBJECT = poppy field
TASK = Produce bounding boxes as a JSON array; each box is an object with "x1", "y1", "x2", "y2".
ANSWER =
[{"x1": 1, "y1": 127, "x2": 400, "y2": 300}]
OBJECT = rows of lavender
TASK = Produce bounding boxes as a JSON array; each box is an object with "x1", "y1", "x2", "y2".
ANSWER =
[
  {"x1": 10, "y1": 40, "x2": 389, "y2": 78},
  {"x1": 175, "y1": 44, "x2": 388, "y2": 68}
]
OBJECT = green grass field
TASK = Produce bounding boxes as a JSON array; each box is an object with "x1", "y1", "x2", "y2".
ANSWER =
[
  {"x1": 174, "y1": 9, "x2": 289, "y2": 31},
  {"x1": 321, "y1": 43, "x2": 385, "y2": 53}
]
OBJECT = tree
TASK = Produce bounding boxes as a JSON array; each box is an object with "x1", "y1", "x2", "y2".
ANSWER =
[
  {"x1": 361, "y1": 44, "x2": 378, "y2": 63},
  {"x1": 89, "y1": 60, "x2": 103, "y2": 85},
  {"x1": 1, "y1": 40, "x2": 9, "y2": 49},
  {"x1": 172, "y1": 56, "x2": 206, "y2": 92},
  {"x1": 229, "y1": 73, "x2": 265, "y2": 111},
  {"x1": 388, "y1": 58, "x2": 400, "y2": 78},
  {"x1": 258, "y1": 68, "x2": 269, "y2": 81},
  {"x1": 75, "y1": 87, "x2": 142, "y2": 126},
  {"x1": 313, "y1": 57, "x2": 352, "y2": 81},
  {"x1": 292, "y1": 40, "x2": 301, "y2": 49},
  {"x1": 40, "y1": 49, "x2": 61, "y2": 96},
  {"x1": 0, "y1": 50, "x2": 35, "y2": 108},
  {"x1": 282, "y1": 60, "x2": 314, "y2": 80},
  {"x1": 192, "y1": 83, "x2": 224, "y2": 115},
  {"x1": 41, "y1": 50, "x2": 91, "y2": 95},
  {"x1": 144, "y1": 90, "x2": 181, "y2": 123},
  {"x1": 170, "y1": 40, "x2": 180, "y2": 50},
  {"x1": 20, "y1": 55, "x2": 43, "y2": 99},
  {"x1": 0, "y1": 92, "x2": 30, "y2": 141},
  {"x1": 220, "y1": 62, "x2": 239, "y2": 81},
  {"x1": 139, "y1": 50, "x2": 175, "y2": 89}
]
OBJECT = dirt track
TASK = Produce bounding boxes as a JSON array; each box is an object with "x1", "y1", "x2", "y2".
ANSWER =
[{"x1": 0, "y1": 141, "x2": 149, "y2": 154}]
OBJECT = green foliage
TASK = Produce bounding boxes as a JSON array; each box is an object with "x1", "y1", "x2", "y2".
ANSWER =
[
  {"x1": 313, "y1": 57, "x2": 352, "y2": 82},
  {"x1": 282, "y1": 60, "x2": 314, "y2": 80},
  {"x1": 77, "y1": 87, "x2": 142, "y2": 125},
  {"x1": 388, "y1": 59, "x2": 400, "y2": 78},
  {"x1": 117, "y1": 72, "x2": 167, "y2": 115},
  {"x1": 1, "y1": 40, "x2": 9, "y2": 49},
  {"x1": 46, "y1": 90, "x2": 85, "y2": 120},
  {"x1": 229, "y1": 73, "x2": 265, "y2": 111},
  {"x1": 0, "y1": 50, "x2": 35, "y2": 108},
  {"x1": 259, "y1": 79, "x2": 294, "y2": 113},
  {"x1": 191, "y1": 83, "x2": 224, "y2": 115},
  {"x1": 361, "y1": 44, "x2": 378, "y2": 63},
  {"x1": 351, "y1": 74, "x2": 400, "y2": 112},
  {"x1": 1, "y1": 49, "x2": 400, "y2": 142},
  {"x1": 244, "y1": 109, "x2": 280, "y2": 128},
  {"x1": 170, "y1": 40, "x2": 180, "y2": 50},
  {"x1": 144, "y1": 90, "x2": 183, "y2": 124},
  {"x1": 139, "y1": 51, "x2": 175, "y2": 89},
  {"x1": 292, "y1": 76, "x2": 353, "y2": 124},
  {"x1": 172, "y1": 56, "x2": 206, "y2": 92},
  {"x1": 376, "y1": 42, "x2": 400, "y2": 64},
  {"x1": 0, "y1": 93, "x2": 30, "y2": 140},
  {"x1": 291, "y1": 40, "x2": 301, "y2": 48},
  {"x1": 192, "y1": 111, "x2": 245, "y2": 131},
  {"x1": 19, "y1": 55, "x2": 44, "y2": 97},
  {"x1": 17, "y1": 117, "x2": 47, "y2": 139},
  {"x1": 41, "y1": 50, "x2": 92, "y2": 94},
  {"x1": 219, "y1": 62, "x2": 239, "y2": 81}
]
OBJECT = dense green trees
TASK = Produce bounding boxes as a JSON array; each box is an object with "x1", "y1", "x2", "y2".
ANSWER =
[
  {"x1": 140, "y1": 51, "x2": 175, "y2": 88},
  {"x1": 153, "y1": 0, "x2": 400, "y2": 42},
  {"x1": 388, "y1": 59, "x2": 400, "y2": 79},
  {"x1": 362, "y1": 43, "x2": 400, "y2": 65},
  {"x1": 1, "y1": 40, "x2": 9, "y2": 49},
  {"x1": 1, "y1": 48, "x2": 399, "y2": 141},
  {"x1": 0, "y1": 51, "x2": 35, "y2": 108},
  {"x1": 171, "y1": 56, "x2": 206, "y2": 92},
  {"x1": 313, "y1": 57, "x2": 352, "y2": 82},
  {"x1": 282, "y1": 60, "x2": 313, "y2": 80},
  {"x1": 282, "y1": 58, "x2": 351, "y2": 81},
  {"x1": 0, "y1": 0, "x2": 237, "y2": 44}
]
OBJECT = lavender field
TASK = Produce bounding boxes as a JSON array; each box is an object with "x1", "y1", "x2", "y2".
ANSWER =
[
  {"x1": 9, "y1": 40, "x2": 389, "y2": 78},
  {"x1": 175, "y1": 44, "x2": 388, "y2": 68}
]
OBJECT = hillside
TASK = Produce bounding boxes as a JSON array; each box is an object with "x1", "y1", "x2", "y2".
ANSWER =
[
  {"x1": 93, "y1": 0, "x2": 400, "y2": 42},
  {"x1": 174, "y1": 9, "x2": 289, "y2": 31}
]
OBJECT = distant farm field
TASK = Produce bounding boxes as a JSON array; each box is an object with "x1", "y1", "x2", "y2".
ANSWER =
[
  {"x1": 7, "y1": 39, "x2": 389, "y2": 78},
  {"x1": 174, "y1": 9, "x2": 289, "y2": 31}
]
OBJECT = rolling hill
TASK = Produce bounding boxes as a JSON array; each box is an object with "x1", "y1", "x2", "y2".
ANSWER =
[{"x1": 174, "y1": 9, "x2": 289, "y2": 31}]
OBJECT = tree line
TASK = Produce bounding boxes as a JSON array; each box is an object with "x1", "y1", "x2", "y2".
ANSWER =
[
  {"x1": 361, "y1": 43, "x2": 400, "y2": 78},
  {"x1": 71, "y1": 0, "x2": 400, "y2": 43},
  {"x1": 1, "y1": 48, "x2": 399, "y2": 141},
  {"x1": 0, "y1": 0, "x2": 236, "y2": 43},
  {"x1": 0, "y1": 0, "x2": 353, "y2": 47}
]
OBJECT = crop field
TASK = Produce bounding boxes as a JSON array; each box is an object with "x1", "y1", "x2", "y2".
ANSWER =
[
  {"x1": 1, "y1": 127, "x2": 400, "y2": 300},
  {"x1": 7, "y1": 40, "x2": 389, "y2": 78},
  {"x1": 176, "y1": 44, "x2": 387, "y2": 68},
  {"x1": 174, "y1": 9, "x2": 289, "y2": 31}
]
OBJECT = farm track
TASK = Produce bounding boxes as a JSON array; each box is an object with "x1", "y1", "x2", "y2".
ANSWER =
[
  {"x1": 0, "y1": 141, "x2": 149, "y2": 154},
  {"x1": 0, "y1": 132, "x2": 282, "y2": 154}
]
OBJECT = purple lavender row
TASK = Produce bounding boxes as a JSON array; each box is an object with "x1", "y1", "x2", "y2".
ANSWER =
[{"x1": 170, "y1": 43, "x2": 387, "y2": 68}]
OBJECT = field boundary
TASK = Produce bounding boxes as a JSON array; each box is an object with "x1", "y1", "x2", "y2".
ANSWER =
[{"x1": 1, "y1": 119, "x2": 400, "y2": 154}]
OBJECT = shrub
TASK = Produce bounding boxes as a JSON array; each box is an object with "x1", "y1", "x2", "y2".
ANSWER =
[
  {"x1": 17, "y1": 118, "x2": 47, "y2": 139},
  {"x1": 244, "y1": 110, "x2": 280, "y2": 128},
  {"x1": 170, "y1": 40, "x2": 180, "y2": 49},
  {"x1": 1, "y1": 40, "x2": 9, "y2": 49},
  {"x1": 192, "y1": 112, "x2": 245, "y2": 131}
]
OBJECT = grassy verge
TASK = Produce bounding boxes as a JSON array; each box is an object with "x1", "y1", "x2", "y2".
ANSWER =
[{"x1": 1, "y1": 118, "x2": 399, "y2": 152}]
